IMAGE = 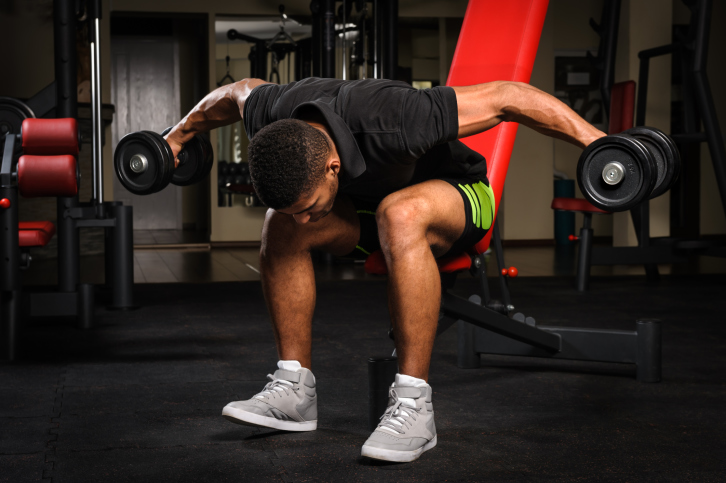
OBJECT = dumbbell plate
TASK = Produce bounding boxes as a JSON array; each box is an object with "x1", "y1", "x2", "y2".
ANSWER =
[
  {"x1": 0, "y1": 97, "x2": 34, "y2": 137},
  {"x1": 0, "y1": 98, "x2": 34, "y2": 151},
  {"x1": 161, "y1": 127, "x2": 214, "y2": 187},
  {"x1": 625, "y1": 126, "x2": 681, "y2": 199},
  {"x1": 577, "y1": 134, "x2": 657, "y2": 212},
  {"x1": 196, "y1": 133, "x2": 215, "y2": 184},
  {"x1": 114, "y1": 131, "x2": 174, "y2": 195}
]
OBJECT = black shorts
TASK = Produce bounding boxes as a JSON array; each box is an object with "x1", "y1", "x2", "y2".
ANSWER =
[{"x1": 344, "y1": 177, "x2": 496, "y2": 260}]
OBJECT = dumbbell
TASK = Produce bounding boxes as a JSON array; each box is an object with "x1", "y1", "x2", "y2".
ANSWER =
[
  {"x1": 576, "y1": 126, "x2": 680, "y2": 212},
  {"x1": 114, "y1": 127, "x2": 213, "y2": 195}
]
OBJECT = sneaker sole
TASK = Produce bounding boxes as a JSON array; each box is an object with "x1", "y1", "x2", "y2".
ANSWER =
[
  {"x1": 361, "y1": 435, "x2": 437, "y2": 462},
  {"x1": 222, "y1": 405, "x2": 317, "y2": 432}
]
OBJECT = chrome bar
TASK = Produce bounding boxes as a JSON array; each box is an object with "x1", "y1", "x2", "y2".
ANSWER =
[{"x1": 93, "y1": 17, "x2": 104, "y2": 204}]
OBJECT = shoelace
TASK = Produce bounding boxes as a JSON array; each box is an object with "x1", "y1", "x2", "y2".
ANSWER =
[
  {"x1": 378, "y1": 399, "x2": 421, "y2": 434},
  {"x1": 254, "y1": 374, "x2": 294, "y2": 400}
]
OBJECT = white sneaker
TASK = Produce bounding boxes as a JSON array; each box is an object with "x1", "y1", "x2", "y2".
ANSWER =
[
  {"x1": 361, "y1": 379, "x2": 437, "y2": 462},
  {"x1": 222, "y1": 363, "x2": 317, "y2": 432}
]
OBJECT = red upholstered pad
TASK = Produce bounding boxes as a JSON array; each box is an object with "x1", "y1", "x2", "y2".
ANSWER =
[
  {"x1": 22, "y1": 118, "x2": 79, "y2": 156},
  {"x1": 364, "y1": 250, "x2": 388, "y2": 275},
  {"x1": 551, "y1": 197, "x2": 611, "y2": 214},
  {"x1": 436, "y1": 253, "x2": 472, "y2": 273},
  {"x1": 19, "y1": 221, "x2": 56, "y2": 247},
  {"x1": 18, "y1": 155, "x2": 78, "y2": 198},
  {"x1": 608, "y1": 81, "x2": 636, "y2": 134},
  {"x1": 446, "y1": 0, "x2": 549, "y2": 256},
  {"x1": 364, "y1": 250, "x2": 472, "y2": 276}
]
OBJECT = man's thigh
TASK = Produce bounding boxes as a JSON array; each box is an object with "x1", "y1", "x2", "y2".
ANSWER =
[
  {"x1": 376, "y1": 178, "x2": 494, "y2": 258},
  {"x1": 262, "y1": 195, "x2": 360, "y2": 257}
]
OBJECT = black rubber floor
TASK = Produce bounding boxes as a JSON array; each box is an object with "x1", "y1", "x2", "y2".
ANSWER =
[{"x1": 2, "y1": 274, "x2": 725, "y2": 482}]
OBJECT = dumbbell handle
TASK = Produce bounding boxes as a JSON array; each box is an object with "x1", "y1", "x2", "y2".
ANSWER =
[
  {"x1": 602, "y1": 161, "x2": 625, "y2": 185},
  {"x1": 125, "y1": 131, "x2": 192, "y2": 175}
]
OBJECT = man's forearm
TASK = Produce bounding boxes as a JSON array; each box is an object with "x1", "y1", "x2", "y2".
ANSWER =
[
  {"x1": 500, "y1": 82, "x2": 605, "y2": 148},
  {"x1": 454, "y1": 81, "x2": 606, "y2": 149},
  {"x1": 165, "y1": 78, "x2": 269, "y2": 154}
]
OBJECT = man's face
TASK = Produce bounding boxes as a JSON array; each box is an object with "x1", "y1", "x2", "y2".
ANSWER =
[{"x1": 277, "y1": 174, "x2": 338, "y2": 224}]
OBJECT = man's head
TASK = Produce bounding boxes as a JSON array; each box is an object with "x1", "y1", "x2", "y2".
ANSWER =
[{"x1": 248, "y1": 119, "x2": 340, "y2": 223}]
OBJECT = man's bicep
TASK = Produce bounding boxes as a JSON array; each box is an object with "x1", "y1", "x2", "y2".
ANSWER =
[{"x1": 452, "y1": 82, "x2": 510, "y2": 139}]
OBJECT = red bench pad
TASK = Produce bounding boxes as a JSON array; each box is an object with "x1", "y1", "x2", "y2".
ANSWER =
[
  {"x1": 551, "y1": 197, "x2": 611, "y2": 214},
  {"x1": 18, "y1": 155, "x2": 78, "y2": 198},
  {"x1": 22, "y1": 118, "x2": 79, "y2": 156},
  {"x1": 364, "y1": 250, "x2": 472, "y2": 276},
  {"x1": 19, "y1": 221, "x2": 56, "y2": 247}
]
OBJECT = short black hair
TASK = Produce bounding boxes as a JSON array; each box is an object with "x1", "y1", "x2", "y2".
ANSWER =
[{"x1": 247, "y1": 119, "x2": 330, "y2": 210}]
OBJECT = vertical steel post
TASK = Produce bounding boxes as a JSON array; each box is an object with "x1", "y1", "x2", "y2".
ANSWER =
[
  {"x1": 576, "y1": 214, "x2": 593, "y2": 292},
  {"x1": 310, "y1": 1, "x2": 321, "y2": 78},
  {"x1": 383, "y1": 0, "x2": 398, "y2": 80},
  {"x1": 457, "y1": 317, "x2": 480, "y2": 369},
  {"x1": 1, "y1": 291, "x2": 20, "y2": 361},
  {"x1": 691, "y1": 0, "x2": 726, "y2": 217},
  {"x1": 77, "y1": 283, "x2": 95, "y2": 329},
  {"x1": 636, "y1": 319, "x2": 661, "y2": 382},
  {"x1": 0, "y1": 182, "x2": 20, "y2": 361},
  {"x1": 54, "y1": 0, "x2": 80, "y2": 293},
  {"x1": 255, "y1": 40, "x2": 267, "y2": 81},
  {"x1": 600, "y1": 0, "x2": 621, "y2": 118},
  {"x1": 342, "y1": 0, "x2": 347, "y2": 80},
  {"x1": 103, "y1": 202, "x2": 121, "y2": 290},
  {"x1": 89, "y1": 0, "x2": 104, "y2": 205},
  {"x1": 322, "y1": 0, "x2": 336, "y2": 78},
  {"x1": 109, "y1": 204, "x2": 134, "y2": 309},
  {"x1": 491, "y1": 220, "x2": 512, "y2": 309},
  {"x1": 373, "y1": 0, "x2": 379, "y2": 78}
]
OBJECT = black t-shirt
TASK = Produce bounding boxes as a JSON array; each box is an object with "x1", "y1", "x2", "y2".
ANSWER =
[{"x1": 243, "y1": 77, "x2": 488, "y2": 202}]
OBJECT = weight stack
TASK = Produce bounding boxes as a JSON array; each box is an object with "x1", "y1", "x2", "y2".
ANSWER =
[
  {"x1": 554, "y1": 179, "x2": 575, "y2": 245},
  {"x1": 367, "y1": 356, "x2": 398, "y2": 431}
]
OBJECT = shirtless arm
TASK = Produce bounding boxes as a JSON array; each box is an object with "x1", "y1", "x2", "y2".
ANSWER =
[
  {"x1": 452, "y1": 81, "x2": 606, "y2": 149},
  {"x1": 164, "y1": 78, "x2": 270, "y2": 161}
]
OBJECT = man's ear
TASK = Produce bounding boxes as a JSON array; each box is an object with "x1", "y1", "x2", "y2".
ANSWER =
[{"x1": 325, "y1": 155, "x2": 341, "y2": 177}]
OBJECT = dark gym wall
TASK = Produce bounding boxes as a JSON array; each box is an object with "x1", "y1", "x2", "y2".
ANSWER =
[
  {"x1": 1, "y1": 0, "x2": 723, "y2": 245},
  {"x1": 673, "y1": 0, "x2": 726, "y2": 236},
  {"x1": 0, "y1": 0, "x2": 100, "y2": 260},
  {"x1": 110, "y1": 13, "x2": 210, "y2": 233}
]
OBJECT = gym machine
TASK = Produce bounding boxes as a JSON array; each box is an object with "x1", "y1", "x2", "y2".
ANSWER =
[
  {"x1": 1, "y1": 0, "x2": 135, "y2": 361},
  {"x1": 308, "y1": 0, "x2": 397, "y2": 81},
  {"x1": 589, "y1": 0, "x2": 726, "y2": 281}
]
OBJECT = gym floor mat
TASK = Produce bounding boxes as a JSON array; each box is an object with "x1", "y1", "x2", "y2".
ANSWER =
[{"x1": 1, "y1": 275, "x2": 725, "y2": 482}]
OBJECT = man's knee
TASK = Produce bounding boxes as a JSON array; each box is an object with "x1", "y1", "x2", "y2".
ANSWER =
[
  {"x1": 376, "y1": 195, "x2": 430, "y2": 252},
  {"x1": 262, "y1": 209, "x2": 308, "y2": 256}
]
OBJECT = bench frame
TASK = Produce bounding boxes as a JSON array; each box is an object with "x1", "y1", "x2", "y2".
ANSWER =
[{"x1": 1, "y1": 131, "x2": 135, "y2": 361}]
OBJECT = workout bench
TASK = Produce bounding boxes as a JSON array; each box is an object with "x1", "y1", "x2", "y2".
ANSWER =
[
  {"x1": 1, "y1": 118, "x2": 134, "y2": 361},
  {"x1": 365, "y1": 0, "x2": 661, "y2": 429}
]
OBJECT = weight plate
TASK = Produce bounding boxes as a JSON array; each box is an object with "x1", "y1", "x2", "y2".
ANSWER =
[
  {"x1": 0, "y1": 97, "x2": 35, "y2": 148},
  {"x1": 625, "y1": 126, "x2": 681, "y2": 199},
  {"x1": 577, "y1": 134, "x2": 657, "y2": 212},
  {"x1": 159, "y1": 126, "x2": 197, "y2": 186},
  {"x1": 197, "y1": 132, "x2": 214, "y2": 182},
  {"x1": 169, "y1": 134, "x2": 205, "y2": 186},
  {"x1": 114, "y1": 131, "x2": 174, "y2": 195},
  {"x1": 170, "y1": 138, "x2": 201, "y2": 186}
]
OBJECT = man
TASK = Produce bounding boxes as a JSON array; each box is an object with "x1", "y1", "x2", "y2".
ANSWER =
[{"x1": 164, "y1": 77, "x2": 605, "y2": 462}]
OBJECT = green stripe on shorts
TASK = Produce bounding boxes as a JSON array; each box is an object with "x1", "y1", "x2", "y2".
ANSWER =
[
  {"x1": 458, "y1": 184, "x2": 477, "y2": 226},
  {"x1": 459, "y1": 181, "x2": 495, "y2": 231},
  {"x1": 461, "y1": 184, "x2": 480, "y2": 228}
]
